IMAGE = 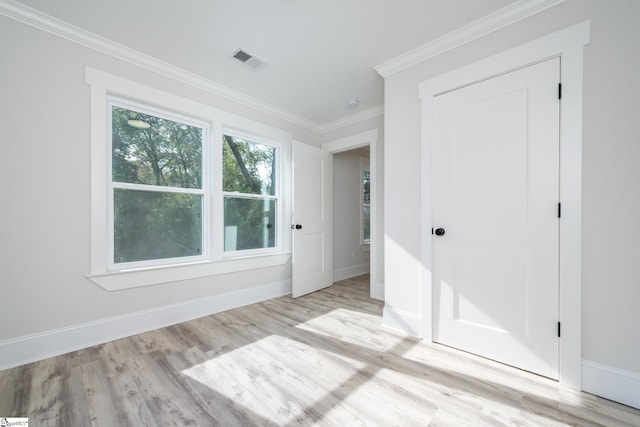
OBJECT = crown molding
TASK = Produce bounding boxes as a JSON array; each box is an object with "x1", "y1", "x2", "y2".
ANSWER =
[
  {"x1": 320, "y1": 104, "x2": 385, "y2": 133},
  {"x1": 375, "y1": 0, "x2": 567, "y2": 78},
  {"x1": 0, "y1": 0, "x2": 341, "y2": 133}
]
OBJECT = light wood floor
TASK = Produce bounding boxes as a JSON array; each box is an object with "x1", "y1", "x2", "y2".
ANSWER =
[{"x1": 1, "y1": 274, "x2": 639, "y2": 426}]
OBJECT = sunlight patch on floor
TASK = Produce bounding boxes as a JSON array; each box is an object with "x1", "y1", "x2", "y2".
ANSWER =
[
  {"x1": 400, "y1": 342, "x2": 559, "y2": 403},
  {"x1": 181, "y1": 334, "x2": 366, "y2": 425},
  {"x1": 293, "y1": 308, "x2": 407, "y2": 353}
]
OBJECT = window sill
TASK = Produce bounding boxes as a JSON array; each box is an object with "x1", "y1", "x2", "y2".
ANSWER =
[
  {"x1": 88, "y1": 253, "x2": 291, "y2": 291},
  {"x1": 361, "y1": 243, "x2": 371, "y2": 253}
]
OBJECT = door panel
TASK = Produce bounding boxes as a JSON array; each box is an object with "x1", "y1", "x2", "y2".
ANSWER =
[
  {"x1": 433, "y1": 58, "x2": 560, "y2": 379},
  {"x1": 292, "y1": 142, "x2": 332, "y2": 298}
]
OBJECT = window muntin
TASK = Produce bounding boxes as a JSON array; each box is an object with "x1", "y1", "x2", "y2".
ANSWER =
[
  {"x1": 109, "y1": 99, "x2": 208, "y2": 267},
  {"x1": 222, "y1": 134, "x2": 278, "y2": 252}
]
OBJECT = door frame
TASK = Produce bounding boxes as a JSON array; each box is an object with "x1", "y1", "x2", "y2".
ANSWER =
[
  {"x1": 418, "y1": 21, "x2": 590, "y2": 389},
  {"x1": 322, "y1": 129, "x2": 382, "y2": 300}
]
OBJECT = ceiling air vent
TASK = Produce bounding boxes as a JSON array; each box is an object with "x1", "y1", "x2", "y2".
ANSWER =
[{"x1": 232, "y1": 49, "x2": 266, "y2": 71}]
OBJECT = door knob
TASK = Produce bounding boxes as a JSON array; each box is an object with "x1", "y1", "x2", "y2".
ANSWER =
[
  {"x1": 434, "y1": 228, "x2": 445, "y2": 236},
  {"x1": 296, "y1": 224, "x2": 303, "y2": 230}
]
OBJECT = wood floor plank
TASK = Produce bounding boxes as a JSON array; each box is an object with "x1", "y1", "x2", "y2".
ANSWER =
[
  {"x1": 19, "y1": 356, "x2": 92, "y2": 427},
  {"x1": 80, "y1": 359, "x2": 134, "y2": 427},
  {"x1": 1, "y1": 274, "x2": 639, "y2": 426},
  {"x1": 130, "y1": 351, "x2": 218, "y2": 426},
  {"x1": 0, "y1": 364, "x2": 31, "y2": 417}
]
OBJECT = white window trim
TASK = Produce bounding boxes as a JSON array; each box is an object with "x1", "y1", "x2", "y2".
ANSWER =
[
  {"x1": 86, "y1": 67, "x2": 292, "y2": 291},
  {"x1": 108, "y1": 96, "x2": 211, "y2": 270}
]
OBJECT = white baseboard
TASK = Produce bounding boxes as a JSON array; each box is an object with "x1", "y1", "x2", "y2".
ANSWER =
[
  {"x1": 582, "y1": 359, "x2": 640, "y2": 409},
  {"x1": 333, "y1": 263, "x2": 370, "y2": 282},
  {"x1": 382, "y1": 305, "x2": 421, "y2": 337},
  {"x1": 0, "y1": 280, "x2": 291, "y2": 370},
  {"x1": 371, "y1": 281, "x2": 384, "y2": 301}
]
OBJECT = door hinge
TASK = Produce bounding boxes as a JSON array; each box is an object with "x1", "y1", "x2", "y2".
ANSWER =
[
  {"x1": 431, "y1": 227, "x2": 434, "y2": 235},
  {"x1": 558, "y1": 322, "x2": 561, "y2": 337},
  {"x1": 558, "y1": 202, "x2": 562, "y2": 218},
  {"x1": 558, "y1": 83, "x2": 562, "y2": 100}
]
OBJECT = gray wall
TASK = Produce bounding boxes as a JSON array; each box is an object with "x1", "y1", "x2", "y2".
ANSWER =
[
  {"x1": 333, "y1": 149, "x2": 370, "y2": 280},
  {"x1": 383, "y1": 0, "x2": 640, "y2": 379}
]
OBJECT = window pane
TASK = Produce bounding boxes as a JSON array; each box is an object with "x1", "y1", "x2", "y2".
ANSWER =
[
  {"x1": 223, "y1": 135, "x2": 275, "y2": 195},
  {"x1": 224, "y1": 197, "x2": 276, "y2": 251},
  {"x1": 112, "y1": 105, "x2": 203, "y2": 189},
  {"x1": 363, "y1": 205, "x2": 371, "y2": 242},
  {"x1": 363, "y1": 169, "x2": 371, "y2": 204},
  {"x1": 114, "y1": 189, "x2": 202, "y2": 263}
]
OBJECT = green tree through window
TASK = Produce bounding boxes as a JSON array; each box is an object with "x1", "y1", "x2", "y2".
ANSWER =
[{"x1": 223, "y1": 135, "x2": 277, "y2": 251}]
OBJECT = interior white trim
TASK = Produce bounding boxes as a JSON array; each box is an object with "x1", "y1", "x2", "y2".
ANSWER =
[
  {"x1": 322, "y1": 129, "x2": 382, "y2": 300},
  {"x1": 322, "y1": 129, "x2": 378, "y2": 153},
  {"x1": 418, "y1": 21, "x2": 590, "y2": 389},
  {"x1": 375, "y1": 0, "x2": 566, "y2": 78},
  {"x1": 320, "y1": 105, "x2": 385, "y2": 133},
  {"x1": 333, "y1": 263, "x2": 371, "y2": 282},
  {"x1": 371, "y1": 282, "x2": 385, "y2": 301},
  {"x1": 382, "y1": 306, "x2": 421, "y2": 337},
  {"x1": 0, "y1": 279, "x2": 291, "y2": 370},
  {"x1": 582, "y1": 360, "x2": 640, "y2": 410},
  {"x1": 0, "y1": 0, "x2": 382, "y2": 133},
  {"x1": 89, "y1": 254, "x2": 291, "y2": 291}
]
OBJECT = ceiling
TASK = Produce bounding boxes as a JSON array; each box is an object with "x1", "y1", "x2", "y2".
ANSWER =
[{"x1": 11, "y1": 0, "x2": 516, "y2": 127}]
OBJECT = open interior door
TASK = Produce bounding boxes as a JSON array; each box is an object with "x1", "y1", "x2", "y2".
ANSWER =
[{"x1": 291, "y1": 141, "x2": 332, "y2": 298}]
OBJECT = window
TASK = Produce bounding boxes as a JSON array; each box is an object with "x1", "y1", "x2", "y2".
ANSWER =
[
  {"x1": 361, "y1": 157, "x2": 371, "y2": 245},
  {"x1": 110, "y1": 99, "x2": 208, "y2": 268},
  {"x1": 222, "y1": 134, "x2": 278, "y2": 253},
  {"x1": 87, "y1": 67, "x2": 291, "y2": 290}
]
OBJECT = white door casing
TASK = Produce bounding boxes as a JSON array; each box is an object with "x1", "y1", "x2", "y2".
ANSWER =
[
  {"x1": 321, "y1": 129, "x2": 381, "y2": 300},
  {"x1": 291, "y1": 141, "x2": 333, "y2": 298},
  {"x1": 432, "y1": 58, "x2": 560, "y2": 379}
]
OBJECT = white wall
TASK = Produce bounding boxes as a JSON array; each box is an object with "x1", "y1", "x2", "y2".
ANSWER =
[
  {"x1": 0, "y1": 14, "x2": 382, "y2": 368},
  {"x1": 333, "y1": 149, "x2": 370, "y2": 281},
  {"x1": 383, "y1": 0, "x2": 640, "y2": 407}
]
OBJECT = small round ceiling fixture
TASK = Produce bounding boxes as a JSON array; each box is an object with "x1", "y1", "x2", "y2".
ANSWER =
[{"x1": 346, "y1": 98, "x2": 359, "y2": 108}]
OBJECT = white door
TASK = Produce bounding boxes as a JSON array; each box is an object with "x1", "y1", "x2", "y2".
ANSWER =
[
  {"x1": 292, "y1": 141, "x2": 333, "y2": 298},
  {"x1": 432, "y1": 58, "x2": 560, "y2": 379}
]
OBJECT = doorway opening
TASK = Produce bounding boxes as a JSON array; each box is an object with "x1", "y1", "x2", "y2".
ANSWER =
[
  {"x1": 332, "y1": 146, "x2": 371, "y2": 286},
  {"x1": 322, "y1": 129, "x2": 382, "y2": 300}
]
